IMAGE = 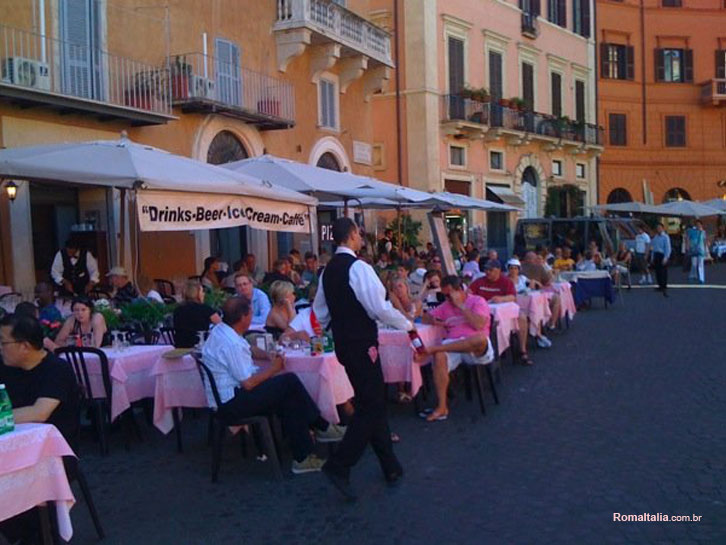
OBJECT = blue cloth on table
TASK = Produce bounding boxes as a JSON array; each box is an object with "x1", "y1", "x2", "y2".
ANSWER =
[{"x1": 572, "y1": 277, "x2": 614, "y2": 306}]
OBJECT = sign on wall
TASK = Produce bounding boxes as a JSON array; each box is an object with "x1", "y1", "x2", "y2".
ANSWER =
[
  {"x1": 136, "y1": 190, "x2": 311, "y2": 233},
  {"x1": 353, "y1": 141, "x2": 372, "y2": 165}
]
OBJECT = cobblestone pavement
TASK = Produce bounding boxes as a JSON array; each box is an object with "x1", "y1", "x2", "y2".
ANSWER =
[{"x1": 70, "y1": 264, "x2": 726, "y2": 545}]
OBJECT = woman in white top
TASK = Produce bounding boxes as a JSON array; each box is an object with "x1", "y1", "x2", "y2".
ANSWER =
[{"x1": 506, "y1": 258, "x2": 530, "y2": 294}]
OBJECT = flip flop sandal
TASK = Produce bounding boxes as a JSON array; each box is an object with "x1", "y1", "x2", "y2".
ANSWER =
[
  {"x1": 426, "y1": 412, "x2": 448, "y2": 422},
  {"x1": 418, "y1": 408, "x2": 434, "y2": 419},
  {"x1": 520, "y1": 353, "x2": 535, "y2": 366}
]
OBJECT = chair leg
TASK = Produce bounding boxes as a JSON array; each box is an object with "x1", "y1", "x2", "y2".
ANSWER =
[
  {"x1": 472, "y1": 367, "x2": 486, "y2": 415},
  {"x1": 211, "y1": 423, "x2": 224, "y2": 483},
  {"x1": 462, "y1": 367, "x2": 473, "y2": 401},
  {"x1": 75, "y1": 467, "x2": 105, "y2": 539},
  {"x1": 94, "y1": 403, "x2": 108, "y2": 457},
  {"x1": 485, "y1": 364, "x2": 500, "y2": 405},
  {"x1": 172, "y1": 408, "x2": 183, "y2": 453},
  {"x1": 206, "y1": 411, "x2": 214, "y2": 447},
  {"x1": 258, "y1": 419, "x2": 283, "y2": 481}
]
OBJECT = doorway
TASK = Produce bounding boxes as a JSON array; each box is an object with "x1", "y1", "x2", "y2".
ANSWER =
[
  {"x1": 30, "y1": 183, "x2": 78, "y2": 283},
  {"x1": 521, "y1": 166, "x2": 539, "y2": 218}
]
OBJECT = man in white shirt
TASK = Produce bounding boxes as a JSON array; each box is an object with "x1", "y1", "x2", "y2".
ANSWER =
[
  {"x1": 634, "y1": 226, "x2": 653, "y2": 285},
  {"x1": 314, "y1": 218, "x2": 414, "y2": 499},
  {"x1": 201, "y1": 296, "x2": 344, "y2": 474},
  {"x1": 234, "y1": 272, "x2": 271, "y2": 331},
  {"x1": 50, "y1": 238, "x2": 99, "y2": 296}
]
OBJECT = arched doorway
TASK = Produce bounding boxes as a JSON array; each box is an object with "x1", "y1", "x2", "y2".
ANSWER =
[
  {"x1": 206, "y1": 130, "x2": 249, "y2": 165},
  {"x1": 206, "y1": 131, "x2": 250, "y2": 265},
  {"x1": 607, "y1": 187, "x2": 633, "y2": 204},
  {"x1": 316, "y1": 152, "x2": 342, "y2": 171},
  {"x1": 663, "y1": 187, "x2": 691, "y2": 203},
  {"x1": 521, "y1": 166, "x2": 539, "y2": 218}
]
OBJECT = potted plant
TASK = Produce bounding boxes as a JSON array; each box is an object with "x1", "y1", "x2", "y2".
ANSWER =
[
  {"x1": 471, "y1": 87, "x2": 490, "y2": 103},
  {"x1": 119, "y1": 299, "x2": 170, "y2": 344},
  {"x1": 510, "y1": 97, "x2": 526, "y2": 111},
  {"x1": 203, "y1": 287, "x2": 230, "y2": 314},
  {"x1": 458, "y1": 85, "x2": 474, "y2": 100},
  {"x1": 170, "y1": 55, "x2": 193, "y2": 100},
  {"x1": 125, "y1": 69, "x2": 164, "y2": 111}
]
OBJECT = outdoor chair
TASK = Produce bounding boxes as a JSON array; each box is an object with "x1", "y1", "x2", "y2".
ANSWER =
[
  {"x1": 160, "y1": 326, "x2": 176, "y2": 346},
  {"x1": 193, "y1": 353, "x2": 282, "y2": 482},
  {"x1": 460, "y1": 361, "x2": 500, "y2": 415},
  {"x1": 0, "y1": 291, "x2": 22, "y2": 313}
]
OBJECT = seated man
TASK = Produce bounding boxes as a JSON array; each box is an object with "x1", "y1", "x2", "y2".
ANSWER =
[
  {"x1": 419, "y1": 275, "x2": 494, "y2": 421},
  {"x1": 234, "y1": 272, "x2": 271, "y2": 331},
  {"x1": 302, "y1": 252, "x2": 319, "y2": 285},
  {"x1": 469, "y1": 261, "x2": 541, "y2": 363},
  {"x1": 521, "y1": 251, "x2": 561, "y2": 330},
  {"x1": 553, "y1": 247, "x2": 575, "y2": 272},
  {"x1": 107, "y1": 266, "x2": 139, "y2": 306},
  {"x1": 35, "y1": 282, "x2": 63, "y2": 324},
  {"x1": 201, "y1": 296, "x2": 344, "y2": 474},
  {"x1": 0, "y1": 314, "x2": 80, "y2": 544}
]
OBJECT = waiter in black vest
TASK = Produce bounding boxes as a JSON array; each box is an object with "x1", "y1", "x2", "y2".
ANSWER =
[
  {"x1": 50, "y1": 237, "x2": 99, "y2": 296},
  {"x1": 313, "y1": 217, "x2": 414, "y2": 500}
]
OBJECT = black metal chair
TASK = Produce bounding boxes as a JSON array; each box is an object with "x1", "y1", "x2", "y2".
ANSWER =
[
  {"x1": 55, "y1": 347, "x2": 113, "y2": 456},
  {"x1": 193, "y1": 353, "x2": 282, "y2": 482},
  {"x1": 159, "y1": 326, "x2": 176, "y2": 346},
  {"x1": 88, "y1": 288, "x2": 113, "y2": 302}
]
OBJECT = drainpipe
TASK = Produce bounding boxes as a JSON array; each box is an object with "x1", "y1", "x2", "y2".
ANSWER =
[
  {"x1": 593, "y1": 0, "x2": 600, "y2": 205},
  {"x1": 394, "y1": 0, "x2": 403, "y2": 188},
  {"x1": 640, "y1": 0, "x2": 646, "y2": 145}
]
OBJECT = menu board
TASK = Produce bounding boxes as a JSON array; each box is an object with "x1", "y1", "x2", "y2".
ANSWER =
[{"x1": 427, "y1": 212, "x2": 456, "y2": 276}]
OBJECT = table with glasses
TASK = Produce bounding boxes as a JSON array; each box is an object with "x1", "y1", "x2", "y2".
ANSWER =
[
  {"x1": 547, "y1": 281, "x2": 577, "y2": 321},
  {"x1": 0, "y1": 423, "x2": 76, "y2": 542},
  {"x1": 559, "y1": 271, "x2": 614, "y2": 307}
]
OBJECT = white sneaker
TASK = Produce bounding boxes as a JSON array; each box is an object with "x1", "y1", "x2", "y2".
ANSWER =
[
  {"x1": 291, "y1": 454, "x2": 326, "y2": 474},
  {"x1": 315, "y1": 424, "x2": 347, "y2": 443},
  {"x1": 536, "y1": 335, "x2": 552, "y2": 348}
]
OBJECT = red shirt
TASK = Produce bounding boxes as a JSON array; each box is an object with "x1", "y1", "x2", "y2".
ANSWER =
[{"x1": 469, "y1": 275, "x2": 515, "y2": 301}]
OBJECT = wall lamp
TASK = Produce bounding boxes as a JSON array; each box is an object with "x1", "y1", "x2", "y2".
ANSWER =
[{"x1": 3, "y1": 180, "x2": 18, "y2": 202}]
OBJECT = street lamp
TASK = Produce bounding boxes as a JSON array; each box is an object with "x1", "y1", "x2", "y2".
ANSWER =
[{"x1": 3, "y1": 180, "x2": 18, "y2": 202}]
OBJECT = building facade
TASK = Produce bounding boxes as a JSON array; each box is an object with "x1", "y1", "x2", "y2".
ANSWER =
[
  {"x1": 598, "y1": 0, "x2": 726, "y2": 205},
  {"x1": 0, "y1": 0, "x2": 391, "y2": 291},
  {"x1": 370, "y1": 0, "x2": 602, "y2": 256}
]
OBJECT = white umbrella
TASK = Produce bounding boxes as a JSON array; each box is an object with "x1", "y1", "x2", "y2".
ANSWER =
[
  {"x1": 701, "y1": 198, "x2": 726, "y2": 212},
  {"x1": 653, "y1": 200, "x2": 725, "y2": 218},
  {"x1": 0, "y1": 135, "x2": 315, "y2": 205},
  {"x1": 593, "y1": 202, "x2": 663, "y2": 214},
  {"x1": 425, "y1": 191, "x2": 521, "y2": 212}
]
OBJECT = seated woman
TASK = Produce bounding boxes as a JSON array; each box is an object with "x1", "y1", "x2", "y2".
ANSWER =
[
  {"x1": 506, "y1": 258, "x2": 530, "y2": 294},
  {"x1": 265, "y1": 280, "x2": 296, "y2": 339},
  {"x1": 45, "y1": 296, "x2": 107, "y2": 350},
  {"x1": 576, "y1": 251, "x2": 597, "y2": 272},
  {"x1": 200, "y1": 256, "x2": 222, "y2": 290},
  {"x1": 173, "y1": 280, "x2": 221, "y2": 348},
  {"x1": 388, "y1": 275, "x2": 422, "y2": 322},
  {"x1": 419, "y1": 270, "x2": 444, "y2": 309}
]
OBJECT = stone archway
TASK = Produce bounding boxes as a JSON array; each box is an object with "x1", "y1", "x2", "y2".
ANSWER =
[
  {"x1": 192, "y1": 115, "x2": 264, "y2": 162},
  {"x1": 514, "y1": 154, "x2": 546, "y2": 218},
  {"x1": 308, "y1": 136, "x2": 351, "y2": 171}
]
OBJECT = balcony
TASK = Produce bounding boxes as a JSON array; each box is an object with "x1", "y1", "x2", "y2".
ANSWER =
[
  {"x1": 274, "y1": 0, "x2": 393, "y2": 74},
  {"x1": 168, "y1": 53, "x2": 295, "y2": 130},
  {"x1": 441, "y1": 96, "x2": 604, "y2": 148},
  {"x1": 0, "y1": 24, "x2": 173, "y2": 125},
  {"x1": 521, "y1": 13, "x2": 539, "y2": 39},
  {"x1": 700, "y1": 79, "x2": 726, "y2": 106}
]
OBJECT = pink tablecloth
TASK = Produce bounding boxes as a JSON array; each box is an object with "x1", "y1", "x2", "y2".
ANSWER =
[
  {"x1": 546, "y1": 282, "x2": 577, "y2": 320},
  {"x1": 517, "y1": 291, "x2": 552, "y2": 336},
  {"x1": 85, "y1": 345, "x2": 172, "y2": 421},
  {"x1": 378, "y1": 324, "x2": 443, "y2": 396},
  {"x1": 152, "y1": 349, "x2": 354, "y2": 432},
  {"x1": 0, "y1": 285, "x2": 12, "y2": 296},
  {"x1": 0, "y1": 423, "x2": 75, "y2": 541},
  {"x1": 489, "y1": 302, "x2": 520, "y2": 355}
]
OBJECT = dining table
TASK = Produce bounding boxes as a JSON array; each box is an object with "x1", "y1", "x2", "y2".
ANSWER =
[
  {"x1": 516, "y1": 291, "x2": 552, "y2": 336},
  {"x1": 487, "y1": 301, "x2": 521, "y2": 356},
  {"x1": 377, "y1": 324, "x2": 443, "y2": 397},
  {"x1": 0, "y1": 423, "x2": 76, "y2": 542}
]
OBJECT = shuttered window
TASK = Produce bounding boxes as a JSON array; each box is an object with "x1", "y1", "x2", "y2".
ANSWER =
[
  {"x1": 662, "y1": 0, "x2": 681, "y2": 6},
  {"x1": 551, "y1": 72, "x2": 562, "y2": 117},
  {"x1": 655, "y1": 48, "x2": 693, "y2": 83},
  {"x1": 489, "y1": 50, "x2": 503, "y2": 100},
  {"x1": 575, "y1": 80, "x2": 586, "y2": 122},
  {"x1": 548, "y1": 0, "x2": 566, "y2": 27},
  {"x1": 609, "y1": 113, "x2": 627, "y2": 146},
  {"x1": 59, "y1": 0, "x2": 102, "y2": 100},
  {"x1": 319, "y1": 78, "x2": 337, "y2": 129},
  {"x1": 448, "y1": 37, "x2": 465, "y2": 94},
  {"x1": 215, "y1": 38, "x2": 241, "y2": 105},
  {"x1": 573, "y1": 0, "x2": 590, "y2": 38},
  {"x1": 522, "y1": 62, "x2": 534, "y2": 110},
  {"x1": 600, "y1": 43, "x2": 634, "y2": 80},
  {"x1": 715, "y1": 50, "x2": 726, "y2": 78},
  {"x1": 665, "y1": 116, "x2": 686, "y2": 147}
]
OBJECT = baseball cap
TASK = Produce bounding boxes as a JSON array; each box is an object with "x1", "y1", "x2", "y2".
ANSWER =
[{"x1": 506, "y1": 258, "x2": 522, "y2": 268}]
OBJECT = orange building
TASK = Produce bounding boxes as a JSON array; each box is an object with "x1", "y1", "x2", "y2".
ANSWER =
[{"x1": 598, "y1": 0, "x2": 726, "y2": 205}]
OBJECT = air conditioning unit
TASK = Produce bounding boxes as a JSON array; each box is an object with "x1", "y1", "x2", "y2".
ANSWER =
[
  {"x1": 2, "y1": 57, "x2": 51, "y2": 91},
  {"x1": 190, "y1": 75, "x2": 214, "y2": 99}
]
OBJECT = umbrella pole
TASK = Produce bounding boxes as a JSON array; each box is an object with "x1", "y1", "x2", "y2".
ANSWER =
[
  {"x1": 119, "y1": 188, "x2": 127, "y2": 271},
  {"x1": 396, "y1": 206, "x2": 402, "y2": 251}
]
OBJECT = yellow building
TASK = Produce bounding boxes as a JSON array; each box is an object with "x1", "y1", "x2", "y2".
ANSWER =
[{"x1": 0, "y1": 0, "x2": 392, "y2": 292}]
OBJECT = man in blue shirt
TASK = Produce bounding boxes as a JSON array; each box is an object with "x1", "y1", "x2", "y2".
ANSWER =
[
  {"x1": 234, "y1": 272, "x2": 271, "y2": 330},
  {"x1": 651, "y1": 223, "x2": 672, "y2": 296}
]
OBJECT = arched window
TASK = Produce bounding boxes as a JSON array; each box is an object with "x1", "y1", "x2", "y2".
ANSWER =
[
  {"x1": 607, "y1": 188, "x2": 633, "y2": 204},
  {"x1": 206, "y1": 130, "x2": 249, "y2": 165},
  {"x1": 521, "y1": 166, "x2": 539, "y2": 218},
  {"x1": 663, "y1": 187, "x2": 691, "y2": 203},
  {"x1": 316, "y1": 152, "x2": 342, "y2": 172}
]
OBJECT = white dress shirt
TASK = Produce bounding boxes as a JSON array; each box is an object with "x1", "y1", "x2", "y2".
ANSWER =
[
  {"x1": 201, "y1": 322, "x2": 259, "y2": 408},
  {"x1": 289, "y1": 307, "x2": 315, "y2": 338},
  {"x1": 313, "y1": 246, "x2": 413, "y2": 332},
  {"x1": 51, "y1": 250, "x2": 100, "y2": 286}
]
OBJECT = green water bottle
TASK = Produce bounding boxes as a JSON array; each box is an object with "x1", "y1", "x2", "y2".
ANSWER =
[
  {"x1": 323, "y1": 333, "x2": 334, "y2": 353},
  {"x1": 0, "y1": 384, "x2": 15, "y2": 435}
]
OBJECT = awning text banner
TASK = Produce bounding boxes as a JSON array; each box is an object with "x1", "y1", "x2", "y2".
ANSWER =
[{"x1": 136, "y1": 190, "x2": 311, "y2": 233}]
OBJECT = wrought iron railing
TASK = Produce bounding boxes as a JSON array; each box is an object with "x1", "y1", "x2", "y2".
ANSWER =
[{"x1": 700, "y1": 78, "x2": 726, "y2": 103}]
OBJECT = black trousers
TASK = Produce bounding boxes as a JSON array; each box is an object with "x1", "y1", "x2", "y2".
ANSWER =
[
  {"x1": 653, "y1": 252, "x2": 668, "y2": 290},
  {"x1": 220, "y1": 373, "x2": 319, "y2": 462},
  {"x1": 328, "y1": 340, "x2": 400, "y2": 477}
]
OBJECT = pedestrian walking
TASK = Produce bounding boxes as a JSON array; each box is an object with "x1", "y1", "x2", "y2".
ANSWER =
[
  {"x1": 651, "y1": 223, "x2": 672, "y2": 297},
  {"x1": 634, "y1": 225, "x2": 653, "y2": 284},
  {"x1": 685, "y1": 220, "x2": 707, "y2": 284},
  {"x1": 314, "y1": 218, "x2": 414, "y2": 500}
]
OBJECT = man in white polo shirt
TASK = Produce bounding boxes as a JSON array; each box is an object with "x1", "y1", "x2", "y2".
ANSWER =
[{"x1": 634, "y1": 226, "x2": 653, "y2": 285}]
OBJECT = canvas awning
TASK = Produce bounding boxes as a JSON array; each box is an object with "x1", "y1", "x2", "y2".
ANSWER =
[{"x1": 486, "y1": 186, "x2": 525, "y2": 207}]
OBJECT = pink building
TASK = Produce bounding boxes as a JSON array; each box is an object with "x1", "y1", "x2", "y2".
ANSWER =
[{"x1": 370, "y1": 0, "x2": 602, "y2": 255}]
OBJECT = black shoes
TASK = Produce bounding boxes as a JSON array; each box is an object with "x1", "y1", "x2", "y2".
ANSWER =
[
  {"x1": 322, "y1": 462, "x2": 357, "y2": 502},
  {"x1": 384, "y1": 468, "x2": 404, "y2": 487}
]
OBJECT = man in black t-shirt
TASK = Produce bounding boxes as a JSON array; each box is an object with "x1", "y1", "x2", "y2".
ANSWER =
[{"x1": 0, "y1": 313, "x2": 79, "y2": 444}]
